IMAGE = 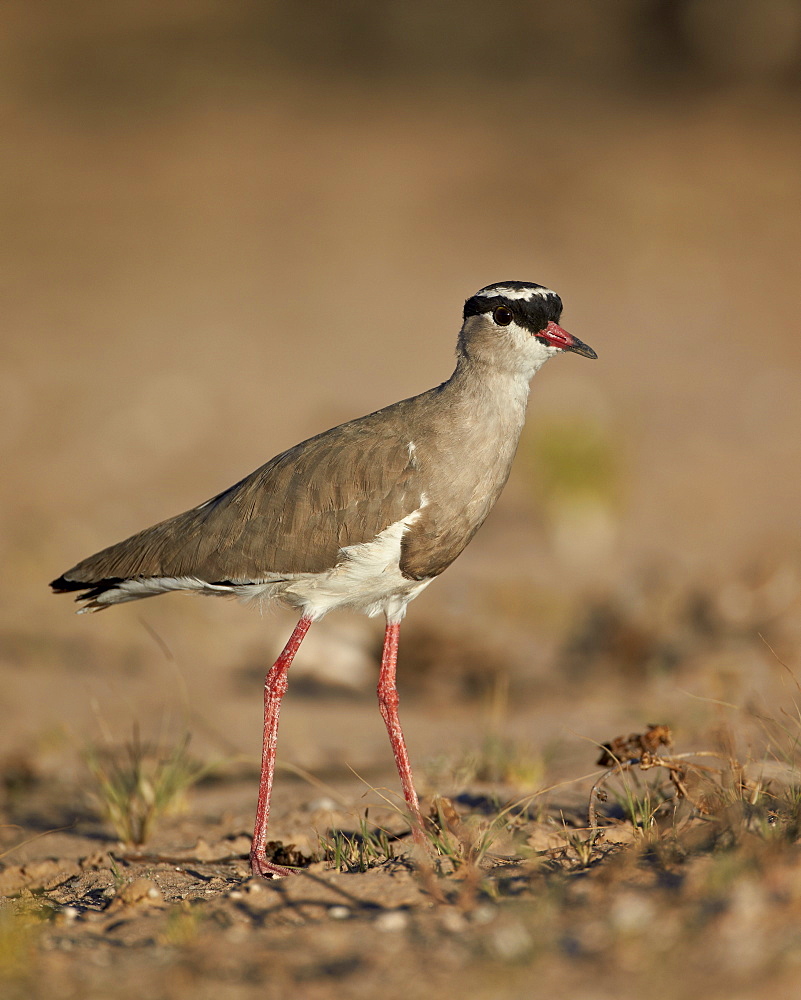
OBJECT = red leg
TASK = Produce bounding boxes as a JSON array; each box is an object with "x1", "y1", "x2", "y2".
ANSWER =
[
  {"x1": 377, "y1": 621, "x2": 427, "y2": 848},
  {"x1": 250, "y1": 615, "x2": 313, "y2": 878}
]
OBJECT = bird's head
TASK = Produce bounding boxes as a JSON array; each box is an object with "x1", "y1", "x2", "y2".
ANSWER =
[{"x1": 459, "y1": 281, "x2": 596, "y2": 377}]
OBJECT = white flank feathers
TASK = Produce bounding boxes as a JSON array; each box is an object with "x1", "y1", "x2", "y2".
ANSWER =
[{"x1": 273, "y1": 504, "x2": 432, "y2": 621}]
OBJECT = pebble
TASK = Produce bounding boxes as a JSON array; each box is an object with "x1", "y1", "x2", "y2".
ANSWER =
[
  {"x1": 491, "y1": 922, "x2": 533, "y2": 961},
  {"x1": 471, "y1": 905, "x2": 497, "y2": 925},
  {"x1": 609, "y1": 892, "x2": 655, "y2": 933},
  {"x1": 440, "y1": 909, "x2": 469, "y2": 934},
  {"x1": 374, "y1": 911, "x2": 408, "y2": 932},
  {"x1": 307, "y1": 796, "x2": 339, "y2": 812}
]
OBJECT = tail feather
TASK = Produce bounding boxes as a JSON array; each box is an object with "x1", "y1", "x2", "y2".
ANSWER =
[{"x1": 50, "y1": 574, "x2": 129, "y2": 612}]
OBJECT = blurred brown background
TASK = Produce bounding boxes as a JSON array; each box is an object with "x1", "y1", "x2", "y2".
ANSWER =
[{"x1": 2, "y1": 1, "x2": 801, "y2": 781}]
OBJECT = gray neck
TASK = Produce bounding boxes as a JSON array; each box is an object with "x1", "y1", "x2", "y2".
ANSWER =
[
  {"x1": 420, "y1": 354, "x2": 533, "y2": 499},
  {"x1": 395, "y1": 352, "x2": 536, "y2": 580},
  {"x1": 442, "y1": 353, "x2": 532, "y2": 444}
]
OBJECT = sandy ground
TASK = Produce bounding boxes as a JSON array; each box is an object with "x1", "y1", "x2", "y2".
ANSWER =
[{"x1": 3, "y1": 9, "x2": 801, "y2": 998}]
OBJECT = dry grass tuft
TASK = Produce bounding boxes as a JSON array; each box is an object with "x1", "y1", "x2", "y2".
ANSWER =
[
  {"x1": 84, "y1": 727, "x2": 213, "y2": 846},
  {"x1": 318, "y1": 810, "x2": 397, "y2": 873}
]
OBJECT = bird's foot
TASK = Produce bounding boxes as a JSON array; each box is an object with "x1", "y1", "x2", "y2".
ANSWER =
[{"x1": 249, "y1": 851, "x2": 299, "y2": 879}]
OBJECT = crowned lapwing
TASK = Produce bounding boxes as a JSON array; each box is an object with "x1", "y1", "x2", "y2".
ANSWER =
[{"x1": 52, "y1": 280, "x2": 597, "y2": 877}]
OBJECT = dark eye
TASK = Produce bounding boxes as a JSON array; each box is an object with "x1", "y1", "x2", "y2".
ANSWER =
[{"x1": 493, "y1": 305, "x2": 513, "y2": 326}]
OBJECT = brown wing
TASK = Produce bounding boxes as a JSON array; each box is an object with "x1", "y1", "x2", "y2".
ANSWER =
[{"x1": 54, "y1": 408, "x2": 425, "y2": 587}]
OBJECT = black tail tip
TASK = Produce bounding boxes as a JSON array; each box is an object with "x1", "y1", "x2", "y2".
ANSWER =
[{"x1": 50, "y1": 575, "x2": 86, "y2": 594}]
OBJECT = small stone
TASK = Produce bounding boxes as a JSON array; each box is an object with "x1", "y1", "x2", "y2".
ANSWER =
[
  {"x1": 329, "y1": 906, "x2": 350, "y2": 920},
  {"x1": 491, "y1": 922, "x2": 533, "y2": 961},
  {"x1": 375, "y1": 911, "x2": 407, "y2": 932},
  {"x1": 307, "y1": 796, "x2": 338, "y2": 812},
  {"x1": 440, "y1": 909, "x2": 468, "y2": 933},
  {"x1": 471, "y1": 905, "x2": 497, "y2": 925},
  {"x1": 609, "y1": 892, "x2": 655, "y2": 933}
]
